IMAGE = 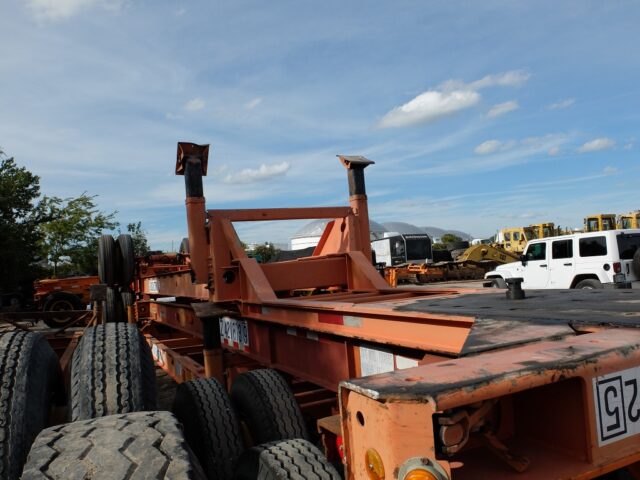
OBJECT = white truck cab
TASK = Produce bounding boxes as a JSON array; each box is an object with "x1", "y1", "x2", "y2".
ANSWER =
[{"x1": 485, "y1": 229, "x2": 640, "y2": 289}]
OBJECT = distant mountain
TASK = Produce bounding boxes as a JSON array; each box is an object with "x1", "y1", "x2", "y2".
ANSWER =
[{"x1": 420, "y1": 226, "x2": 474, "y2": 241}]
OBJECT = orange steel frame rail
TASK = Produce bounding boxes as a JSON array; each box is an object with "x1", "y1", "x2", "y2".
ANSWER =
[{"x1": 136, "y1": 142, "x2": 640, "y2": 480}]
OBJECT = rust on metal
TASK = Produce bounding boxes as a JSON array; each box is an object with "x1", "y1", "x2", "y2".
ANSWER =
[
  {"x1": 175, "y1": 142, "x2": 209, "y2": 175},
  {"x1": 132, "y1": 142, "x2": 640, "y2": 479}
]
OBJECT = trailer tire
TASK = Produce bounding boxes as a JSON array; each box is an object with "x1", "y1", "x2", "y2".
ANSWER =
[
  {"x1": 575, "y1": 279, "x2": 603, "y2": 289},
  {"x1": 42, "y1": 292, "x2": 84, "y2": 328},
  {"x1": 0, "y1": 331, "x2": 63, "y2": 480},
  {"x1": 71, "y1": 323, "x2": 157, "y2": 421},
  {"x1": 231, "y1": 369, "x2": 308, "y2": 444},
  {"x1": 116, "y1": 234, "x2": 135, "y2": 287},
  {"x1": 235, "y1": 438, "x2": 341, "y2": 480},
  {"x1": 98, "y1": 234, "x2": 116, "y2": 286},
  {"x1": 102, "y1": 286, "x2": 124, "y2": 323},
  {"x1": 172, "y1": 378, "x2": 244, "y2": 480},
  {"x1": 21, "y1": 411, "x2": 206, "y2": 480}
]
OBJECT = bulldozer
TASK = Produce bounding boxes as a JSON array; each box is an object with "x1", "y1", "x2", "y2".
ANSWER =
[
  {"x1": 528, "y1": 222, "x2": 558, "y2": 238},
  {"x1": 584, "y1": 213, "x2": 617, "y2": 232},
  {"x1": 619, "y1": 210, "x2": 640, "y2": 229}
]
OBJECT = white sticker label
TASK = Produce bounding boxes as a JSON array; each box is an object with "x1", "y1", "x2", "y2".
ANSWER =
[
  {"x1": 360, "y1": 345, "x2": 394, "y2": 377},
  {"x1": 219, "y1": 317, "x2": 250, "y2": 352},
  {"x1": 396, "y1": 356, "x2": 419, "y2": 370},
  {"x1": 148, "y1": 279, "x2": 159, "y2": 293},
  {"x1": 593, "y1": 366, "x2": 640, "y2": 445}
]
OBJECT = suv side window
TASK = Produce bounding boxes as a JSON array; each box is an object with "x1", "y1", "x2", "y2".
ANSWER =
[
  {"x1": 526, "y1": 242, "x2": 546, "y2": 261},
  {"x1": 552, "y1": 239, "x2": 573, "y2": 259},
  {"x1": 579, "y1": 236, "x2": 607, "y2": 257}
]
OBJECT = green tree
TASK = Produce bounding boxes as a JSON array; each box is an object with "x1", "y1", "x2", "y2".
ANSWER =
[
  {"x1": 39, "y1": 193, "x2": 117, "y2": 276},
  {"x1": 440, "y1": 233, "x2": 463, "y2": 244},
  {"x1": 251, "y1": 242, "x2": 279, "y2": 263},
  {"x1": 0, "y1": 152, "x2": 47, "y2": 292},
  {"x1": 125, "y1": 222, "x2": 150, "y2": 257}
]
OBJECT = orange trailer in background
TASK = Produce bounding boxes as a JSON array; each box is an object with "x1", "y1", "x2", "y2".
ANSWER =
[
  {"x1": 129, "y1": 142, "x2": 640, "y2": 480},
  {"x1": 33, "y1": 275, "x2": 98, "y2": 312}
]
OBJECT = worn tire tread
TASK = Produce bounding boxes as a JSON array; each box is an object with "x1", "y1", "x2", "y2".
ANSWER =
[
  {"x1": 71, "y1": 323, "x2": 157, "y2": 421},
  {"x1": 0, "y1": 331, "x2": 61, "y2": 480},
  {"x1": 117, "y1": 234, "x2": 135, "y2": 287},
  {"x1": 236, "y1": 438, "x2": 340, "y2": 480},
  {"x1": 21, "y1": 411, "x2": 206, "y2": 479},
  {"x1": 98, "y1": 234, "x2": 116, "y2": 286},
  {"x1": 230, "y1": 369, "x2": 308, "y2": 445},
  {"x1": 172, "y1": 378, "x2": 244, "y2": 479}
]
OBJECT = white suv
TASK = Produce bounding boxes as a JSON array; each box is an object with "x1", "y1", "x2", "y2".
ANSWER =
[{"x1": 485, "y1": 229, "x2": 640, "y2": 289}]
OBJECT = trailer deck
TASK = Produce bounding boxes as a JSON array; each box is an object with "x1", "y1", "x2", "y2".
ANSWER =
[{"x1": 133, "y1": 142, "x2": 640, "y2": 479}]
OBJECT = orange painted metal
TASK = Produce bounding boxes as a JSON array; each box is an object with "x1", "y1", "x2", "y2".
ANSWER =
[
  {"x1": 208, "y1": 206, "x2": 352, "y2": 222},
  {"x1": 33, "y1": 275, "x2": 98, "y2": 309},
  {"x1": 134, "y1": 142, "x2": 640, "y2": 480},
  {"x1": 341, "y1": 329, "x2": 640, "y2": 479}
]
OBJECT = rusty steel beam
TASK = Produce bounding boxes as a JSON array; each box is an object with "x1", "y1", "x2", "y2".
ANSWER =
[{"x1": 207, "y1": 206, "x2": 352, "y2": 222}]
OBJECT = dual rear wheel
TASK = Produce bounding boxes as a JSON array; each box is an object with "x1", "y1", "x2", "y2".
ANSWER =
[
  {"x1": 172, "y1": 369, "x2": 340, "y2": 480},
  {"x1": 98, "y1": 234, "x2": 136, "y2": 322},
  {"x1": 8, "y1": 322, "x2": 337, "y2": 479}
]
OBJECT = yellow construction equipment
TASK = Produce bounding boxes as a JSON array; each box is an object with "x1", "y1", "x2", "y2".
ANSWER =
[
  {"x1": 618, "y1": 211, "x2": 640, "y2": 229},
  {"x1": 497, "y1": 226, "x2": 537, "y2": 254},
  {"x1": 457, "y1": 242, "x2": 521, "y2": 264},
  {"x1": 584, "y1": 214, "x2": 617, "y2": 232},
  {"x1": 528, "y1": 222, "x2": 558, "y2": 238}
]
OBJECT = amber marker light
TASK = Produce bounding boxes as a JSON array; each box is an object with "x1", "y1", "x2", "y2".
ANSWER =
[
  {"x1": 365, "y1": 448, "x2": 385, "y2": 480},
  {"x1": 403, "y1": 469, "x2": 439, "y2": 480},
  {"x1": 399, "y1": 457, "x2": 449, "y2": 480}
]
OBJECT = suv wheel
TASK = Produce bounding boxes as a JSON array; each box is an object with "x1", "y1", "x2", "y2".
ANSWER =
[{"x1": 575, "y1": 279, "x2": 603, "y2": 289}]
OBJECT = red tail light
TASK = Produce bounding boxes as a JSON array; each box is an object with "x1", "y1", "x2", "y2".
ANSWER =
[
  {"x1": 336, "y1": 435, "x2": 345, "y2": 461},
  {"x1": 613, "y1": 262, "x2": 621, "y2": 273}
]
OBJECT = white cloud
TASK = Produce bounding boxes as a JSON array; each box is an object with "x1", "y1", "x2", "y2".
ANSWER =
[
  {"x1": 474, "y1": 140, "x2": 503, "y2": 155},
  {"x1": 184, "y1": 97, "x2": 205, "y2": 112},
  {"x1": 223, "y1": 162, "x2": 291, "y2": 184},
  {"x1": 577, "y1": 137, "x2": 615, "y2": 153},
  {"x1": 548, "y1": 146, "x2": 560, "y2": 156},
  {"x1": 379, "y1": 90, "x2": 480, "y2": 128},
  {"x1": 379, "y1": 69, "x2": 529, "y2": 129},
  {"x1": 245, "y1": 97, "x2": 263, "y2": 110},
  {"x1": 25, "y1": 0, "x2": 125, "y2": 21},
  {"x1": 487, "y1": 100, "x2": 519, "y2": 118},
  {"x1": 469, "y1": 70, "x2": 531, "y2": 89},
  {"x1": 602, "y1": 166, "x2": 618, "y2": 174},
  {"x1": 547, "y1": 98, "x2": 575, "y2": 110}
]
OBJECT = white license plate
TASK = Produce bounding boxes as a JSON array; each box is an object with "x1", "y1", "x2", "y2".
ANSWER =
[
  {"x1": 593, "y1": 366, "x2": 640, "y2": 445},
  {"x1": 148, "y1": 279, "x2": 159, "y2": 293},
  {"x1": 219, "y1": 317, "x2": 249, "y2": 352}
]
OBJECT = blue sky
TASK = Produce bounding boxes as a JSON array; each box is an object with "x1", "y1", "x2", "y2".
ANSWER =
[{"x1": 1, "y1": 1, "x2": 638, "y2": 250}]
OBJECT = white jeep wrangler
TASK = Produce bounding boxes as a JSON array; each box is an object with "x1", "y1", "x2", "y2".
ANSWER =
[{"x1": 485, "y1": 229, "x2": 640, "y2": 289}]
